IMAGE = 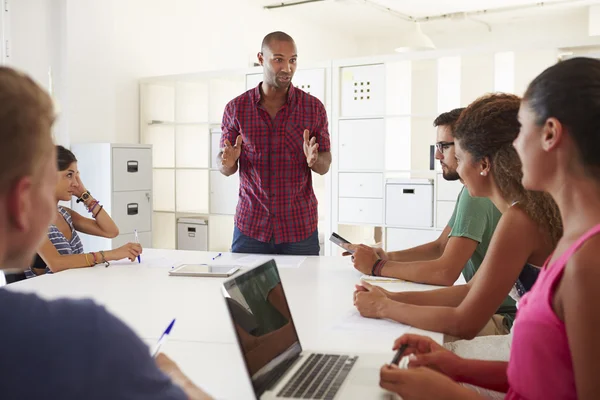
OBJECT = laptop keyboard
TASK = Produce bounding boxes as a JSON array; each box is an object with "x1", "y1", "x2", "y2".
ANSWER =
[{"x1": 276, "y1": 353, "x2": 358, "y2": 399}]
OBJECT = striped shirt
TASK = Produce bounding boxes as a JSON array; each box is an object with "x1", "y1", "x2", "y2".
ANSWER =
[
  {"x1": 220, "y1": 83, "x2": 330, "y2": 244},
  {"x1": 26, "y1": 206, "x2": 83, "y2": 277}
]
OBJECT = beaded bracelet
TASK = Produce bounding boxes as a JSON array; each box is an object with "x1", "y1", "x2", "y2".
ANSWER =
[{"x1": 87, "y1": 200, "x2": 99, "y2": 214}]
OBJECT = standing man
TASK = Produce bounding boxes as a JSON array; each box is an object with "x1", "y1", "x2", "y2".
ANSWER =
[{"x1": 219, "y1": 31, "x2": 331, "y2": 255}]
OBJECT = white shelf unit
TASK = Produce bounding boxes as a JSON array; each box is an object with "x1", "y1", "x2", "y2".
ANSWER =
[
  {"x1": 327, "y1": 48, "x2": 560, "y2": 255},
  {"x1": 140, "y1": 64, "x2": 333, "y2": 252}
]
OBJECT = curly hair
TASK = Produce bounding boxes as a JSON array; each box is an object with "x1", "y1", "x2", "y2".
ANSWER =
[{"x1": 454, "y1": 93, "x2": 563, "y2": 246}]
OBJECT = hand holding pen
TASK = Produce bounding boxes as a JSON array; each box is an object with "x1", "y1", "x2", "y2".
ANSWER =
[
  {"x1": 134, "y1": 229, "x2": 142, "y2": 263},
  {"x1": 152, "y1": 318, "x2": 176, "y2": 357}
]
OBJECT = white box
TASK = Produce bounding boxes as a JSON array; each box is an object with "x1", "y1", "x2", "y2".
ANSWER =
[
  {"x1": 177, "y1": 217, "x2": 208, "y2": 251},
  {"x1": 386, "y1": 178, "x2": 433, "y2": 227}
]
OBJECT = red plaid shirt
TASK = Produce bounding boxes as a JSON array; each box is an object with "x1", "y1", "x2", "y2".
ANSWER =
[{"x1": 220, "y1": 83, "x2": 330, "y2": 244}]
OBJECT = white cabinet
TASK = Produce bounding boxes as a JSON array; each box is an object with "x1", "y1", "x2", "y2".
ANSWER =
[
  {"x1": 210, "y1": 170, "x2": 239, "y2": 215},
  {"x1": 338, "y1": 119, "x2": 385, "y2": 171},
  {"x1": 386, "y1": 179, "x2": 433, "y2": 227},
  {"x1": 71, "y1": 144, "x2": 153, "y2": 252},
  {"x1": 339, "y1": 173, "x2": 383, "y2": 198},
  {"x1": 386, "y1": 228, "x2": 440, "y2": 251},
  {"x1": 339, "y1": 198, "x2": 383, "y2": 224}
]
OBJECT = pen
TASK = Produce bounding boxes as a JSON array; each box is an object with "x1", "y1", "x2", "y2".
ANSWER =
[
  {"x1": 390, "y1": 344, "x2": 408, "y2": 365},
  {"x1": 212, "y1": 252, "x2": 222, "y2": 261},
  {"x1": 151, "y1": 318, "x2": 176, "y2": 358},
  {"x1": 134, "y1": 229, "x2": 141, "y2": 263}
]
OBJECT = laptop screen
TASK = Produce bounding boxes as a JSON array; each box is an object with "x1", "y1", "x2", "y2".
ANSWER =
[{"x1": 223, "y1": 260, "x2": 302, "y2": 397}]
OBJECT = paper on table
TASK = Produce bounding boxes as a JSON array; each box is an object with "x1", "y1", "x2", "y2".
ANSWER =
[
  {"x1": 360, "y1": 275, "x2": 405, "y2": 283},
  {"x1": 234, "y1": 255, "x2": 307, "y2": 269},
  {"x1": 332, "y1": 310, "x2": 411, "y2": 335},
  {"x1": 143, "y1": 257, "x2": 181, "y2": 268}
]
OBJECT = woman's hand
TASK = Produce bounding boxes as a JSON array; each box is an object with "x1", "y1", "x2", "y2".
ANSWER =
[
  {"x1": 72, "y1": 174, "x2": 88, "y2": 199},
  {"x1": 390, "y1": 334, "x2": 464, "y2": 380},
  {"x1": 107, "y1": 243, "x2": 143, "y2": 262}
]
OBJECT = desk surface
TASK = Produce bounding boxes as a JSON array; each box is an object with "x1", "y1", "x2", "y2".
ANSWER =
[{"x1": 7, "y1": 249, "x2": 446, "y2": 399}]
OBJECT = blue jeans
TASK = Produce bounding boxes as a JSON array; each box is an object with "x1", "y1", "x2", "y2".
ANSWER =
[{"x1": 231, "y1": 226, "x2": 320, "y2": 255}]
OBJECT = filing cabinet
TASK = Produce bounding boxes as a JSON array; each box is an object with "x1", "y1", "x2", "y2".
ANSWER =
[
  {"x1": 177, "y1": 217, "x2": 208, "y2": 251},
  {"x1": 71, "y1": 143, "x2": 153, "y2": 252}
]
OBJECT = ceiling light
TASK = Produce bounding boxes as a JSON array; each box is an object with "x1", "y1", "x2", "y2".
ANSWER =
[{"x1": 395, "y1": 22, "x2": 435, "y2": 52}]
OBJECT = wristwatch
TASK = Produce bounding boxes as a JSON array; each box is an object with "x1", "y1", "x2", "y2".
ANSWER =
[{"x1": 76, "y1": 191, "x2": 91, "y2": 203}]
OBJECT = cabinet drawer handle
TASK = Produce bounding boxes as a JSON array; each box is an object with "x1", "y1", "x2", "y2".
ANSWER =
[
  {"x1": 403, "y1": 189, "x2": 415, "y2": 194},
  {"x1": 127, "y1": 160, "x2": 139, "y2": 173},
  {"x1": 127, "y1": 203, "x2": 139, "y2": 215}
]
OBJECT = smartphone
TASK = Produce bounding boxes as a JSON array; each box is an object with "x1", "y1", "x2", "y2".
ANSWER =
[
  {"x1": 169, "y1": 264, "x2": 240, "y2": 277},
  {"x1": 329, "y1": 232, "x2": 354, "y2": 254}
]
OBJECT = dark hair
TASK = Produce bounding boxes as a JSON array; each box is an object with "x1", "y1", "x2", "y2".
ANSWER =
[
  {"x1": 261, "y1": 31, "x2": 295, "y2": 53},
  {"x1": 455, "y1": 93, "x2": 562, "y2": 246},
  {"x1": 0, "y1": 67, "x2": 54, "y2": 193},
  {"x1": 56, "y1": 145, "x2": 77, "y2": 171},
  {"x1": 433, "y1": 107, "x2": 465, "y2": 132},
  {"x1": 524, "y1": 57, "x2": 600, "y2": 176}
]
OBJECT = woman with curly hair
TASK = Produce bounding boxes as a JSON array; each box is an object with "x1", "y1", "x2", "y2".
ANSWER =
[{"x1": 353, "y1": 92, "x2": 562, "y2": 340}]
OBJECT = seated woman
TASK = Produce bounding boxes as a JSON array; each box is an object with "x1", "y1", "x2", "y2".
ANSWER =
[
  {"x1": 28, "y1": 146, "x2": 142, "y2": 276},
  {"x1": 379, "y1": 57, "x2": 600, "y2": 400},
  {"x1": 353, "y1": 93, "x2": 562, "y2": 340}
]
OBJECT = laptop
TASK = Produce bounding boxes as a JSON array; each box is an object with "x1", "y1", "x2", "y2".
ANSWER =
[{"x1": 222, "y1": 260, "x2": 398, "y2": 400}]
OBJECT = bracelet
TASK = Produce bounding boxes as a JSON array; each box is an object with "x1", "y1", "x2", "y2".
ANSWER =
[
  {"x1": 93, "y1": 205, "x2": 104, "y2": 218},
  {"x1": 99, "y1": 250, "x2": 110, "y2": 268},
  {"x1": 91, "y1": 252, "x2": 97, "y2": 265},
  {"x1": 87, "y1": 200, "x2": 99, "y2": 213},
  {"x1": 84, "y1": 253, "x2": 91, "y2": 267},
  {"x1": 375, "y1": 260, "x2": 386, "y2": 276},
  {"x1": 371, "y1": 259, "x2": 381, "y2": 276},
  {"x1": 371, "y1": 259, "x2": 386, "y2": 276}
]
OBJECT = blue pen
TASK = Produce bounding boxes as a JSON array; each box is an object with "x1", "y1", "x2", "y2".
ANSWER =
[
  {"x1": 151, "y1": 318, "x2": 176, "y2": 357},
  {"x1": 212, "y1": 252, "x2": 222, "y2": 261},
  {"x1": 134, "y1": 229, "x2": 141, "y2": 263}
]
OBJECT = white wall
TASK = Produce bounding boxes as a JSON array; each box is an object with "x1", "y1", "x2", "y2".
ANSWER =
[
  {"x1": 8, "y1": 2, "x2": 600, "y2": 147},
  {"x1": 9, "y1": 0, "x2": 362, "y2": 146}
]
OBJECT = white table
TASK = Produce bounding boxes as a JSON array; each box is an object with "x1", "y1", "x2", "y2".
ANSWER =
[{"x1": 7, "y1": 249, "x2": 446, "y2": 399}]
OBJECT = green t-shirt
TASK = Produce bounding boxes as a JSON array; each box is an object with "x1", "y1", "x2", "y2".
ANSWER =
[{"x1": 447, "y1": 187, "x2": 517, "y2": 327}]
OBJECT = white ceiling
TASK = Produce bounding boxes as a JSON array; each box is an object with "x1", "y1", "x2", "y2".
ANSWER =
[{"x1": 258, "y1": 0, "x2": 600, "y2": 38}]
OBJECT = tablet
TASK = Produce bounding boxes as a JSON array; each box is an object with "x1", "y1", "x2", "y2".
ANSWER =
[
  {"x1": 168, "y1": 264, "x2": 240, "y2": 277},
  {"x1": 329, "y1": 232, "x2": 354, "y2": 253}
]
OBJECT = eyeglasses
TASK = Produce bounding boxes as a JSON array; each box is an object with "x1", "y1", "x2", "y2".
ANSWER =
[{"x1": 435, "y1": 141, "x2": 454, "y2": 153}]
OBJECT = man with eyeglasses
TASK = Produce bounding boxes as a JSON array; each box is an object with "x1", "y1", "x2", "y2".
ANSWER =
[{"x1": 350, "y1": 108, "x2": 511, "y2": 298}]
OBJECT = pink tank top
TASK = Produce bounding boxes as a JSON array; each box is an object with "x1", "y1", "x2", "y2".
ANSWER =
[{"x1": 506, "y1": 224, "x2": 600, "y2": 400}]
